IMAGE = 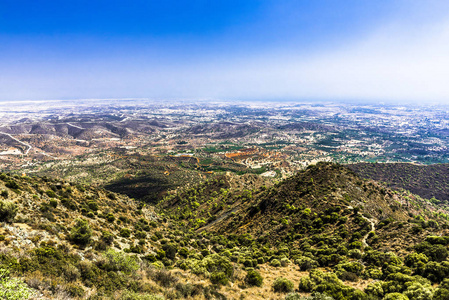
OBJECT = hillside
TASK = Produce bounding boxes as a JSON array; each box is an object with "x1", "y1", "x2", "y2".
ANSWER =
[
  {"x1": 0, "y1": 172, "x2": 246, "y2": 299},
  {"x1": 348, "y1": 163, "x2": 449, "y2": 202},
  {"x1": 161, "y1": 163, "x2": 449, "y2": 252},
  {"x1": 2, "y1": 163, "x2": 449, "y2": 299},
  {"x1": 160, "y1": 163, "x2": 449, "y2": 299}
]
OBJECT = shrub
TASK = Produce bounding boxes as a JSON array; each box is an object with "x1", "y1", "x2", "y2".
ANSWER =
[
  {"x1": 403, "y1": 281, "x2": 434, "y2": 300},
  {"x1": 153, "y1": 269, "x2": 178, "y2": 287},
  {"x1": 143, "y1": 254, "x2": 157, "y2": 262},
  {"x1": 281, "y1": 257, "x2": 291, "y2": 267},
  {"x1": 178, "y1": 247, "x2": 189, "y2": 258},
  {"x1": 203, "y1": 254, "x2": 234, "y2": 278},
  {"x1": 45, "y1": 189, "x2": 56, "y2": 198},
  {"x1": 415, "y1": 242, "x2": 448, "y2": 262},
  {"x1": 245, "y1": 270, "x2": 263, "y2": 287},
  {"x1": 349, "y1": 249, "x2": 362, "y2": 259},
  {"x1": 336, "y1": 261, "x2": 364, "y2": 276},
  {"x1": 49, "y1": 199, "x2": 58, "y2": 208},
  {"x1": 383, "y1": 293, "x2": 409, "y2": 300},
  {"x1": 0, "y1": 201, "x2": 17, "y2": 223},
  {"x1": 284, "y1": 293, "x2": 302, "y2": 300},
  {"x1": 65, "y1": 283, "x2": 85, "y2": 297},
  {"x1": 156, "y1": 250, "x2": 166, "y2": 260},
  {"x1": 106, "y1": 213, "x2": 115, "y2": 222},
  {"x1": 69, "y1": 219, "x2": 92, "y2": 245},
  {"x1": 404, "y1": 252, "x2": 429, "y2": 267},
  {"x1": 162, "y1": 243, "x2": 177, "y2": 260},
  {"x1": 102, "y1": 249, "x2": 139, "y2": 274},
  {"x1": 62, "y1": 264, "x2": 81, "y2": 282},
  {"x1": 135, "y1": 230, "x2": 146, "y2": 239},
  {"x1": 270, "y1": 259, "x2": 281, "y2": 267},
  {"x1": 434, "y1": 288, "x2": 449, "y2": 300},
  {"x1": 5, "y1": 180, "x2": 19, "y2": 190},
  {"x1": 87, "y1": 201, "x2": 98, "y2": 211},
  {"x1": 210, "y1": 271, "x2": 228, "y2": 285},
  {"x1": 101, "y1": 230, "x2": 114, "y2": 245},
  {"x1": 285, "y1": 292, "x2": 334, "y2": 300},
  {"x1": 339, "y1": 271, "x2": 359, "y2": 282},
  {"x1": 0, "y1": 268, "x2": 34, "y2": 300},
  {"x1": 296, "y1": 257, "x2": 318, "y2": 271},
  {"x1": 272, "y1": 277, "x2": 294, "y2": 293},
  {"x1": 120, "y1": 228, "x2": 131, "y2": 238}
]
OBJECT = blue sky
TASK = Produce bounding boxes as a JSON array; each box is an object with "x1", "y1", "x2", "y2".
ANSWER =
[{"x1": 1, "y1": 0, "x2": 449, "y2": 102}]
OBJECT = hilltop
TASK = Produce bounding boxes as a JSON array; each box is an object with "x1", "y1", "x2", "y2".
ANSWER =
[{"x1": 161, "y1": 163, "x2": 449, "y2": 253}]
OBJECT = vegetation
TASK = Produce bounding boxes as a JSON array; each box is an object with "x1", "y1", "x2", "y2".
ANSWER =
[
  {"x1": 1, "y1": 163, "x2": 449, "y2": 299},
  {"x1": 0, "y1": 200, "x2": 17, "y2": 223},
  {"x1": 348, "y1": 163, "x2": 449, "y2": 202}
]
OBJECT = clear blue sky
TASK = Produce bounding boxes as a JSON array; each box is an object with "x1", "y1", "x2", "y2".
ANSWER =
[{"x1": 1, "y1": 0, "x2": 449, "y2": 102}]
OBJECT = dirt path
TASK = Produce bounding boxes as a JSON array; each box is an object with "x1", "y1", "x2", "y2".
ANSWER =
[{"x1": 361, "y1": 215, "x2": 376, "y2": 249}]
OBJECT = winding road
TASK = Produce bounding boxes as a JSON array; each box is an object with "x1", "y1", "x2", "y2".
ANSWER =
[{"x1": 0, "y1": 132, "x2": 32, "y2": 155}]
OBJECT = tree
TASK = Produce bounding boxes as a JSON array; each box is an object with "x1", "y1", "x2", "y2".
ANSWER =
[{"x1": 69, "y1": 219, "x2": 92, "y2": 245}]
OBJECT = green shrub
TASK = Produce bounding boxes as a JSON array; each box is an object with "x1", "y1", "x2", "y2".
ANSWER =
[
  {"x1": 101, "y1": 231, "x2": 114, "y2": 245},
  {"x1": 135, "y1": 230, "x2": 146, "y2": 239},
  {"x1": 336, "y1": 261, "x2": 364, "y2": 276},
  {"x1": 106, "y1": 213, "x2": 115, "y2": 222},
  {"x1": 210, "y1": 271, "x2": 228, "y2": 285},
  {"x1": 69, "y1": 219, "x2": 92, "y2": 245},
  {"x1": 434, "y1": 288, "x2": 449, "y2": 300},
  {"x1": 0, "y1": 268, "x2": 34, "y2": 300},
  {"x1": 143, "y1": 254, "x2": 157, "y2": 262},
  {"x1": 45, "y1": 189, "x2": 56, "y2": 198},
  {"x1": 87, "y1": 201, "x2": 98, "y2": 211},
  {"x1": 49, "y1": 199, "x2": 58, "y2": 208},
  {"x1": 156, "y1": 250, "x2": 166, "y2": 260},
  {"x1": 272, "y1": 277, "x2": 294, "y2": 293},
  {"x1": 280, "y1": 257, "x2": 291, "y2": 267},
  {"x1": 298, "y1": 276, "x2": 316, "y2": 293},
  {"x1": 162, "y1": 243, "x2": 177, "y2": 260},
  {"x1": 65, "y1": 283, "x2": 85, "y2": 297},
  {"x1": 203, "y1": 254, "x2": 234, "y2": 278},
  {"x1": 383, "y1": 293, "x2": 409, "y2": 300},
  {"x1": 245, "y1": 270, "x2": 263, "y2": 287},
  {"x1": 0, "y1": 201, "x2": 17, "y2": 223},
  {"x1": 296, "y1": 256, "x2": 318, "y2": 271},
  {"x1": 120, "y1": 228, "x2": 131, "y2": 238},
  {"x1": 403, "y1": 281, "x2": 434, "y2": 300},
  {"x1": 178, "y1": 247, "x2": 189, "y2": 258},
  {"x1": 102, "y1": 249, "x2": 139, "y2": 274},
  {"x1": 5, "y1": 180, "x2": 19, "y2": 190},
  {"x1": 270, "y1": 259, "x2": 281, "y2": 267},
  {"x1": 415, "y1": 242, "x2": 448, "y2": 262},
  {"x1": 284, "y1": 293, "x2": 302, "y2": 300},
  {"x1": 404, "y1": 252, "x2": 429, "y2": 267}
]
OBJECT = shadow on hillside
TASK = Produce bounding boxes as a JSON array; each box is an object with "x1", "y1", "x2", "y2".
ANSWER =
[{"x1": 105, "y1": 174, "x2": 174, "y2": 203}]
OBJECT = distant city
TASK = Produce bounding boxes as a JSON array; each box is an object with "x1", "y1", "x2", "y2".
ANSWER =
[{"x1": 1, "y1": 100, "x2": 449, "y2": 180}]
